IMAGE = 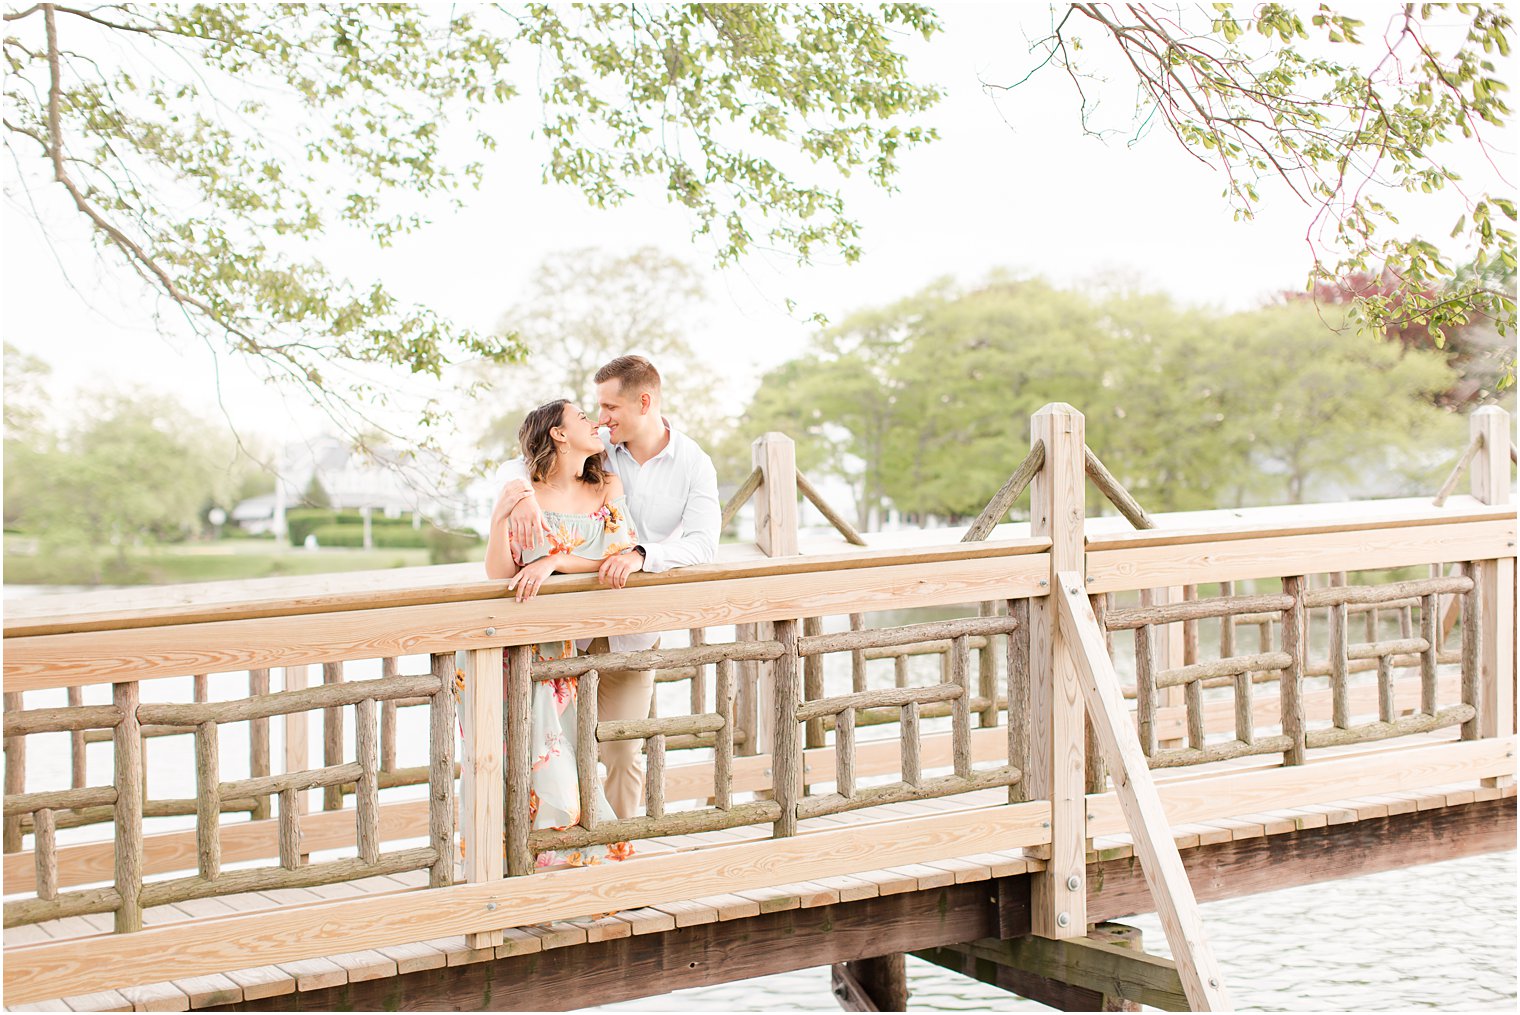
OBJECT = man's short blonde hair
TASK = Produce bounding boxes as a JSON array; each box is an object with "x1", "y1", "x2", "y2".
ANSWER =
[{"x1": 594, "y1": 355, "x2": 661, "y2": 397}]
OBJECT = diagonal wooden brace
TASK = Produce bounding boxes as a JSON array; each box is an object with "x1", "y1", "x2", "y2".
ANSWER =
[{"x1": 1055, "y1": 571, "x2": 1232, "y2": 1012}]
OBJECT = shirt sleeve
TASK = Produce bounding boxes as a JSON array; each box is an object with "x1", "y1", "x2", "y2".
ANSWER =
[
  {"x1": 494, "y1": 457, "x2": 531, "y2": 488},
  {"x1": 640, "y1": 452, "x2": 720, "y2": 573}
]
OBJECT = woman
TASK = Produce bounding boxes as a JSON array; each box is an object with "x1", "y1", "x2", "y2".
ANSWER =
[{"x1": 482, "y1": 398, "x2": 636, "y2": 868}]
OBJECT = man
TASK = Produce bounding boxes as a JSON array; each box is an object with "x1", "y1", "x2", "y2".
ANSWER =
[{"x1": 492, "y1": 355, "x2": 720, "y2": 818}]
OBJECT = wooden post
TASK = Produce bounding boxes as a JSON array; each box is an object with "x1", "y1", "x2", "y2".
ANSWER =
[
  {"x1": 734, "y1": 623, "x2": 760, "y2": 758},
  {"x1": 501, "y1": 647, "x2": 530, "y2": 883},
  {"x1": 950, "y1": 635, "x2": 972, "y2": 778},
  {"x1": 427, "y1": 652, "x2": 456, "y2": 888},
  {"x1": 1461, "y1": 563, "x2": 1481, "y2": 742},
  {"x1": 715, "y1": 659, "x2": 735, "y2": 810},
  {"x1": 834, "y1": 954, "x2": 908, "y2": 1012},
  {"x1": 3, "y1": 690, "x2": 24, "y2": 853},
  {"x1": 282, "y1": 665, "x2": 310, "y2": 838},
  {"x1": 321, "y1": 661, "x2": 344, "y2": 811},
  {"x1": 752, "y1": 432, "x2": 799, "y2": 558},
  {"x1": 803, "y1": 615, "x2": 826, "y2": 750},
  {"x1": 1470, "y1": 407, "x2": 1515, "y2": 787},
  {"x1": 194, "y1": 721, "x2": 220, "y2": 880},
  {"x1": 67, "y1": 686, "x2": 86, "y2": 790},
  {"x1": 850, "y1": 614, "x2": 868, "y2": 693},
  {"x1": 462, "y1": 646, "x2": 506, "y2": 949},
  {"x1": 1008, "y1": 598, "x2": 1031, "y2": 803},
  {"x1": 754, "y1": 434, "x2": 799, "y2": 764},
  {"x1": 577, "y1": 669, "x2": 600, "y2": 832},
  {"x1": 355, "y1": 697, "x2": 379, "y2": 864},
  {"x1": 1151, "y1": 588, "x2": 1187, "y2": 749},
  {"x1": 248, "y1": 669, "x2": 271, "y2": 820},
  {"x1": 1280, "y1": 577, "x2": 1307, "y2": 766},
  {"x1": 771, "y1": 619, "x2": 801, "y2": 839},
  {"x1": 113, "y1": 681, "x2": 143, "y2": 933},
  {"x1": 976, "y1": 602, "x2": 998, "y2": 728},
  {"x1": 1028, "y1": 402, "x2": 1086, "y2": 939},
  {"x1": 380, "y1": 656, "x2": 399, "y2": 776}
]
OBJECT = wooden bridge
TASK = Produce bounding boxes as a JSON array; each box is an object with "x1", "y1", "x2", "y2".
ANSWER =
[{"x1": 3, "y1": 403, "x2": 1515, "y2": 1012}]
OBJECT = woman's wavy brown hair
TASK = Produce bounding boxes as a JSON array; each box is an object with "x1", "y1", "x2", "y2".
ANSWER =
[{"x1": 518, "y1": 399, "x2": 607, "y2": 485}]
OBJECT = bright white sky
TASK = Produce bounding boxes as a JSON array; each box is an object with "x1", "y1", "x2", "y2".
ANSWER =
[{"x1": 2, "y1": 4, "x2": 1506, "y2": 455}]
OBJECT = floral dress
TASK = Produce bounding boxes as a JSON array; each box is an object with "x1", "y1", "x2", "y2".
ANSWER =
[{"x1": 472, "y1": 494, "x2": 639, "y2": 869}]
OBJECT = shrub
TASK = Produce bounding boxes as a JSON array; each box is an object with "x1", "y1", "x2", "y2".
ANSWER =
[
  {"x1": 304, "y1": 524, "x2": 429, "y2": 549},
  {"x1": 425, "y1": 524, "x2": 481, "y2": 564}
]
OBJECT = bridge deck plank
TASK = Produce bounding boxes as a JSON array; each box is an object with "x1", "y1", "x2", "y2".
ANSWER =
[
  {"x1": 612, "y1": 907, "x2": 677, "y2": 935},
  {"x1": 163, "y1": 973, "x2": 241, "y2": 1009},
  {"x1": 60, "y1": 991, "x2": 131, "y2": 1012},
  {"x1": 116, "y1": 981, "x2": 189, "y2": 1012}
]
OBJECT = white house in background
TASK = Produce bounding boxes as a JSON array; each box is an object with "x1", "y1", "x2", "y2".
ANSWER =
[{"x1": 231, "y1": 436, "x2": 448, "y2": 537}]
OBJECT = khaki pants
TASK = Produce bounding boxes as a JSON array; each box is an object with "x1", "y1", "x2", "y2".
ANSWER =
[{"x1": 586, "y1": 638, "x2": 656, "y2": 820}]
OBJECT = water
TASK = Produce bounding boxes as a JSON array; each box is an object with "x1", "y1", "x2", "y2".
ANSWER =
[{"x1": 593, "y1": 851, "x2": 1517, "y2": 1011}]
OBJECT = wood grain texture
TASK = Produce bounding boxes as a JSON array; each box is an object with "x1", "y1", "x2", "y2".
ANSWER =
[
  {"x1": 1027, "y1": 404, "x2": 1087, "y2": 940},
  {"x1": 771, "y1": 620, "x2": 801, "y2": 839},
  {"x1": 4, "y1": 555, "x2": 1051, "y2": 692},
  {"x1": 753, "y1": 433, "x2": 799, "y2": 557},
  {"x1": 112, "y1": 681, "x2": 142, "y2": 934},
  {"x1": 1086, "y1": 518, "x2": 1515, "y2": 595}
]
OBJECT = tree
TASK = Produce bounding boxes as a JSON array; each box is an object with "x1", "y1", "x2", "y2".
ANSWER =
[
  {"x1": 477, "y1": 247, "x2": 724, "y2": 461},
  {"x1": 3, "y1": 4, "x2": 942, "y2": 443},
  {"x1": 1004, "y1": 3, "x2": 1516, "y2": 349},
  {"x1": 4, "y1": 388, "x2": 242, "y2": 580},
  {"x1": 1213, "y1": 302, "x2": 1462, "y2": 503},
  {"x1": 739, "y1": 275, "x2": 1466, "y2": 525}
]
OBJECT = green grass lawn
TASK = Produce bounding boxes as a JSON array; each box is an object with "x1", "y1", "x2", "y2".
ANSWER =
[{"x1": 3, "y1": 536, "x2": 484, "y2": 586}]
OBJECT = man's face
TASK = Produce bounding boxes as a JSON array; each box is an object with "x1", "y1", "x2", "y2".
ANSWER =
[{"x1": 595, "y1": 379, "x2": 644, "y2": 443}]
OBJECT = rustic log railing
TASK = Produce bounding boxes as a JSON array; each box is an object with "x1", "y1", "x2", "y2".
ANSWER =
[{"x1": 1, "y1": 405, "x2": 1513, "y2": 1007}]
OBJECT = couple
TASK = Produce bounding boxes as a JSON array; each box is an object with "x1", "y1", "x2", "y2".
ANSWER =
[{"x1": 485, "y1": 355, "x2": 720, "y2": 867}]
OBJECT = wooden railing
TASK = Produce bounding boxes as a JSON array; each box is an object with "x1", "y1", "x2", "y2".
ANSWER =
[{"x1": 1, "y1": 403, "x2": 1513, "y2": 1006}]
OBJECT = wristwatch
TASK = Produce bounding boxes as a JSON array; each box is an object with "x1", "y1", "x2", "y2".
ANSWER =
[{"x1": 632, "y1": 544, "x2": 647, "y2": 562}]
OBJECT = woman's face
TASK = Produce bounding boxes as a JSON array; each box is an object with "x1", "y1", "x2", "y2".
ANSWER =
[{"x1": 556, "y1": 404, "x2": 601, "y2": 455}]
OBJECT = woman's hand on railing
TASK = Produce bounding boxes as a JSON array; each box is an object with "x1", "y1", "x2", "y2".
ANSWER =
[{"x1": 507, "y1": 557, "x2": 558, "y2": 602}]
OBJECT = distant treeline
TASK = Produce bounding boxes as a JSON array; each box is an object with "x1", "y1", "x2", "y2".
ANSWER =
[{"x1": 723, "y1": 276, "x2": 1504, "y2": 529}]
